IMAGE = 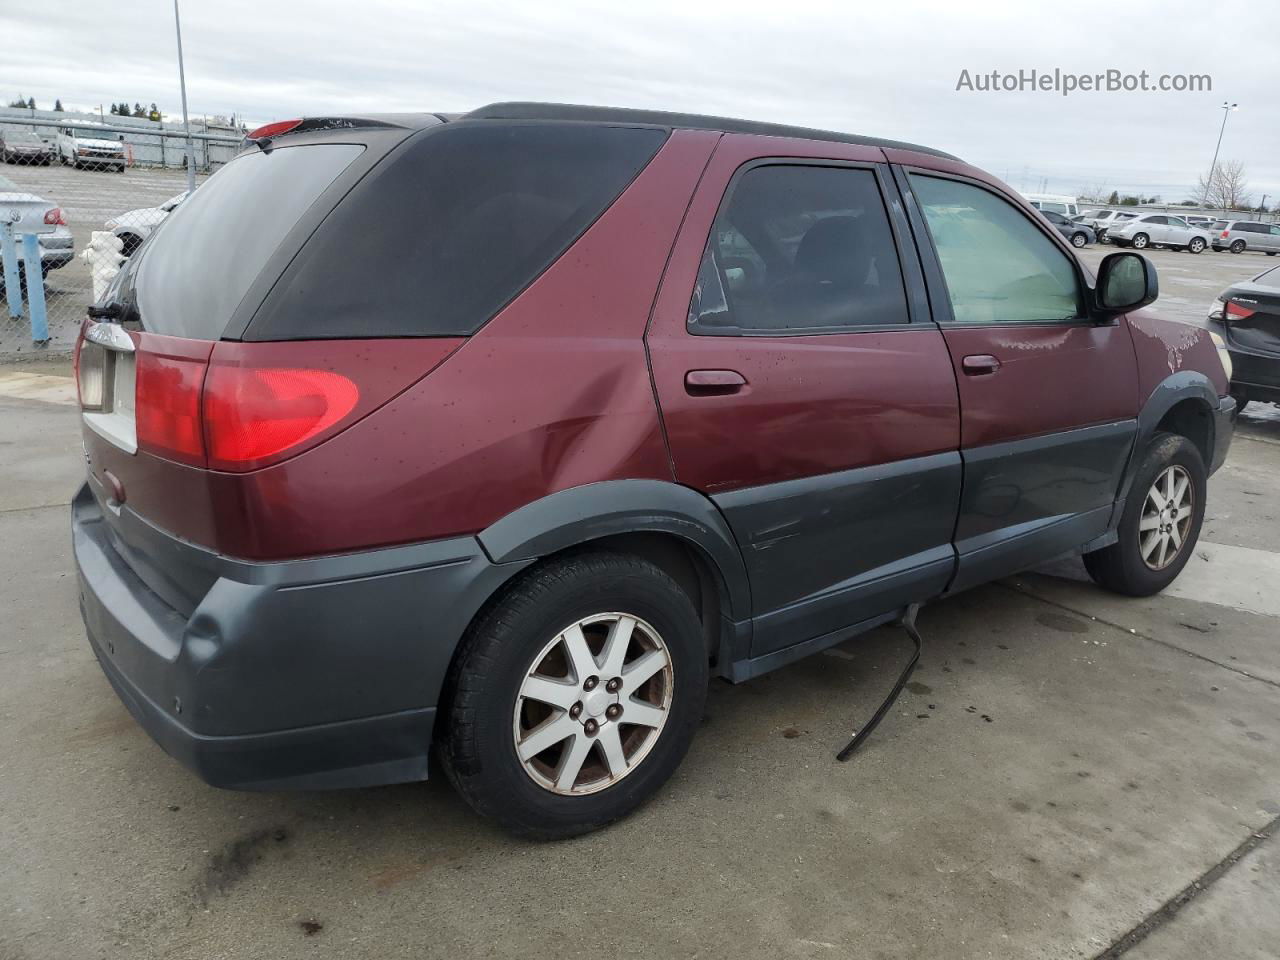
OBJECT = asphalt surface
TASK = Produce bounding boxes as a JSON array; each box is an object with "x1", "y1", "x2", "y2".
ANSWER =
[{"x1": 1, "y1": 359, "x2": 1279, "y2": 960}]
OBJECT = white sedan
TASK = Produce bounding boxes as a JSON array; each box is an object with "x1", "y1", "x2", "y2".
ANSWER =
[
  {"x1": 105, "y1": 192, "x2": 188, "y2": 257},
  {"x1": 1108, "y1": 213, "x2": 1211, "y2": 254}
]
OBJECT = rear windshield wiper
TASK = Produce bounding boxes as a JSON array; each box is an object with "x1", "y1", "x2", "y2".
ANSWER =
[{"x1": 87, "y1": 302, "x2": 124, "y2": 321}]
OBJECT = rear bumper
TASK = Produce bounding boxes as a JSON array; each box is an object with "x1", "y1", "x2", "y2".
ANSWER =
[
  {"x1": 1210, "y1": 395, "x2": 1235, "y2": 474},
  {"x1": 1226, "y1": 345, "x2": 1280, "y2": 397},
  {"x1": 73, "y1": 482, "x2": 528, "y2": 791}
]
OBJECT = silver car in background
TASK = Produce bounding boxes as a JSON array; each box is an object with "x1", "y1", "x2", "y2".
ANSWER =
[
  {"x1": 1211, "y1": 220, "x2": 1280, "y2": 256},
  {"x1": 1107, "y1": 213, "x2": 1211, "y2": 254},
  {"x1": 0, "y1": 173, "x2": 74, "y2": 296}
]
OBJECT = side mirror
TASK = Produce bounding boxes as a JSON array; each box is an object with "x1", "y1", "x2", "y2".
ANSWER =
[{"x1": 1096, "y1": 252, "x2": 1158, "y2": 314}]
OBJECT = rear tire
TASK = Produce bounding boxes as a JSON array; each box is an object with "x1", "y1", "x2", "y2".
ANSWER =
[
  {"x1": 1084, "y1": 432, "x2": 1206, "y2": 597},
  {"x1": 1132, "y1": 233, "x2": 1150, "y2": 249},
  {"x1": 1230, "y1": 239, "x2": 1246, "y2": 254},
  {"x1": 440, "y1": 551, "x2": 708, "y2": 839}
]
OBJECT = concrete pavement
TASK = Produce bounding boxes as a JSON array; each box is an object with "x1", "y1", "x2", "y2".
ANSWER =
[{"x1": 2, "y1": 364, "x2": 1279, "y2": 960}]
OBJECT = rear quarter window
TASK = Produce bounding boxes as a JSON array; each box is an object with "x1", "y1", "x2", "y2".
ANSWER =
[{"x1": 249, "y1": 122, "x2": 668, "y2": 339}]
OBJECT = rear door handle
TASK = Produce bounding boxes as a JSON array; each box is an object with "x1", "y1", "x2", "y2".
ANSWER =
[
  {"x1": 961, "y1": 354, "x2": 1001, "y2": 376},
  {"x1": 684, "y1": 369, "x2": 747, "y2": 396}
]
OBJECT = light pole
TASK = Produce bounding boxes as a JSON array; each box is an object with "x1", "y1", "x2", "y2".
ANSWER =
[
  {"x1": 1204, "y1": 101, "x2": 1238, "y2": 209},
  {"x1": 173, "y1": 0, "x2": 196, "y2": 193}
]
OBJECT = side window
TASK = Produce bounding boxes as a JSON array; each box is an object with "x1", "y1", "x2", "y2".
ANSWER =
[
  {"x1": 1270, "y1": 226, "x2": 1280, "y2": 237},
  {"x1": 1145, "y1": 216, "x2": 1167, "y2": 225},
  {"x1": 910, "y1": 174, "x2": 1083, "y2": 325},
  {"x1": 688, "y1": 164, "x2": 910, "y2": 334}
]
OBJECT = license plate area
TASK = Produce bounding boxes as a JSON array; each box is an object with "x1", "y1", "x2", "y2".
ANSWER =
[{"x1": 81, "y1": 325, "x2": 138, "y2": 454}]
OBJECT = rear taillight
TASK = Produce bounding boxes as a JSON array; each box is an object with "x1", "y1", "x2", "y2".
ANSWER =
[
  {"x1": 203, "y1": 366, "x2": 358, "y2": 471},
  {"x1": 135, "y1": 352, "x2": 208, "y2": 466},
  {"x1": 1221, "y1": 230, "x2": 1230, "y2": 238},
  {"x1": 1225, "y1": 301, "x2": 1256, "y2": 320},
  {"x1": 43, "y1": 207, "x2": 66, "y2": 226},
  {"x1": 123, "y1": 339, "x2": 456, "y2": 471}
]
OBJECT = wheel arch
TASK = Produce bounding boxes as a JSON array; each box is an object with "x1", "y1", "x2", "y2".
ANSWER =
[
  {"x1": 477, "y1": 479, "x2": 751, "y2": 627},
  {"x1": 1118, "y1": 372, "x2": 1218, "y2": 505}
]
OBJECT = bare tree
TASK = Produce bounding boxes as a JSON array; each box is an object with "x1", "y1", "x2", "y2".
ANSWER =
[{"x1": 1198, "y1": 160, "x2": 1252, "y2": 212}]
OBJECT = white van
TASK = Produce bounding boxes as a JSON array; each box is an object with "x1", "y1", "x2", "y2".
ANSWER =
[
  {"x1": 1023, "y1": 193, "x2": 1080, "y2": 218},
  {"x1": 55, "y1": 124, "x2": 126, "y2": 173}
]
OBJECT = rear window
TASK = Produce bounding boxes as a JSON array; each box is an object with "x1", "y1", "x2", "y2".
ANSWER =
[
  {"x1": 127, "y1": 144, "x2": 363, "y2": 339},
  {"x1": 1255, "y1": 266, "x2": 1280, "y2": 289},
  {"x1": 250, "y1": 122, "x2": 668, "y2": 340}
]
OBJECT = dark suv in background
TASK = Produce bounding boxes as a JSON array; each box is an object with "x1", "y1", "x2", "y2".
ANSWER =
[{"x1": 74, "y1": 103, "x2": 1234, "y2": 838}]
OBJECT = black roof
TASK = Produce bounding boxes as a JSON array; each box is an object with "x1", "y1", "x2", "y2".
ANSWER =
[{"x1": 461, "y1": 102, "x2": 960, "y2": 161}]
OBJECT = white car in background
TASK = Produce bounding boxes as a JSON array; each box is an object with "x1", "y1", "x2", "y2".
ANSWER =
[
  {"x1": 1107, "y1": 213, "x2": 1211, "y2": 254},
  {"x1": 55, "y1": 124, "x2": 126, "y2": 172},
  {"x1": 106, "y1": 192, "x2": 187, "y2": 257}
]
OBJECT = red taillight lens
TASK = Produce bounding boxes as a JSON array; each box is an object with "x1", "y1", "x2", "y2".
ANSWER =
[
  {"x1": 246, "y1": 119, "x2": 302, "y2": 140},
  {"x1": 136, "y1": 352, "x2": 209, "y2": 466},
  {"x1": 1221, "y1": 230, "x2": 1230, "y2": 238},
  {"x1": 1225, "y1": 301, "x2": 1256, "y2": 320},
  {"x1": 44, "y1": 207, "x2": 66, "y2": 226},
  {"x1": 204, "y1": 366, "x2": 358, "y2": 471}
]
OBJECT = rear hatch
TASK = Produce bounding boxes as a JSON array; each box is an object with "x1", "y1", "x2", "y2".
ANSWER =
[
  {"x1": 76, "y1": 114, "x2": 670, "y2": 609},
  {"x1": 76, "y1": 124, "x2": 423, "y2": 611}
]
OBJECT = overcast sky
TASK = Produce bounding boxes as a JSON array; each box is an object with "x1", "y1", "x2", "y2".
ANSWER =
[{"x1": 5, "y1": 0, "x2": 1279, "y2": 202}]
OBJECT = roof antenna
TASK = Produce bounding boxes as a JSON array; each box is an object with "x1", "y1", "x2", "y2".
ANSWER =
[{"x1": 836, "y1": 603, "x2": 923, "y2": 761}]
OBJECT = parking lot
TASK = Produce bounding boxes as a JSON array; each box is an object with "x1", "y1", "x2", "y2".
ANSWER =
[
  {"x1": 2, "y1": 356, "x2": 1280, "y2": 955},
  {"x1": 3, "y1": 164, "x2": 1280, "y2": 958},
  {"x1": 0, "y1": 163, "x2": 206, "y2": 357}
]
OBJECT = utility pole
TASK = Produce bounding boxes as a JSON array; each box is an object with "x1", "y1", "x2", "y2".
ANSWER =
[
  {"x1": 174, "y1": 0, "x2": 196, "y2": 192},
  {"x1": 1204, "y1": 101, "x2": 1238, "y2": 208}
]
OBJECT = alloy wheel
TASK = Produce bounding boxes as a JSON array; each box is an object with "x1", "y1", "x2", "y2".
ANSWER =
[
  {"x1": 1133, "y1": 233, "x2": 1149, "y2": 249},
  {"x1": 1139, "y1": 465, "x2": 1194, "y2": 571},
  {"x1": 513, "y1": 613, "x2": 674, "y2": 796}
]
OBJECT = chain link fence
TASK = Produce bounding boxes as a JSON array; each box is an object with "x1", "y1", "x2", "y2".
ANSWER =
[{"x1": 1, "y1": 117, "x2": 241, "y2": 356}]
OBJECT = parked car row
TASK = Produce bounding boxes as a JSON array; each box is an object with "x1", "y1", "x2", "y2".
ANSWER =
[
  {"x1": 0, "y1": 123, "x2": 127, "y2": 171},
  {"x1": 1076, "y1": 207, "x2": 1280, "y2": 256}
]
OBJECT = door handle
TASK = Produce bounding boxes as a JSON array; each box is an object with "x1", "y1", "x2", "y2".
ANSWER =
[
  {"x1": 684, "y1": 369, "x2": 747, "y2": 396},
  {"x1": 961, "y1": 354, "x2": 1001, "y2": 376}
]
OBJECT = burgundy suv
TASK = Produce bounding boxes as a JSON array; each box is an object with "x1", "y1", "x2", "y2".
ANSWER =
[{"x1": 73, "y1": 103, "x2": 1234, "y2": 837}]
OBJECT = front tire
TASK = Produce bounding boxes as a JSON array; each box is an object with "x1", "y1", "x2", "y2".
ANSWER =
[
  {"x1": 1188, "y1": 237, "x2": 1206, "y2": 254},
  {"x1": 440, "y1": 551, "x2": 708, "y2": 839},
  {"x1": 1071, "y1": 232, "x2": 1088, "y2": 248},
  {"x1": 1084, "y1": 432, "x2": 1206, "y2": 596}
]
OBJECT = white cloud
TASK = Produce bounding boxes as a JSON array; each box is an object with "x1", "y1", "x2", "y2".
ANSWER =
[{"x1": 4, "y1": 0, "x2": 1278, "y2": 200}]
